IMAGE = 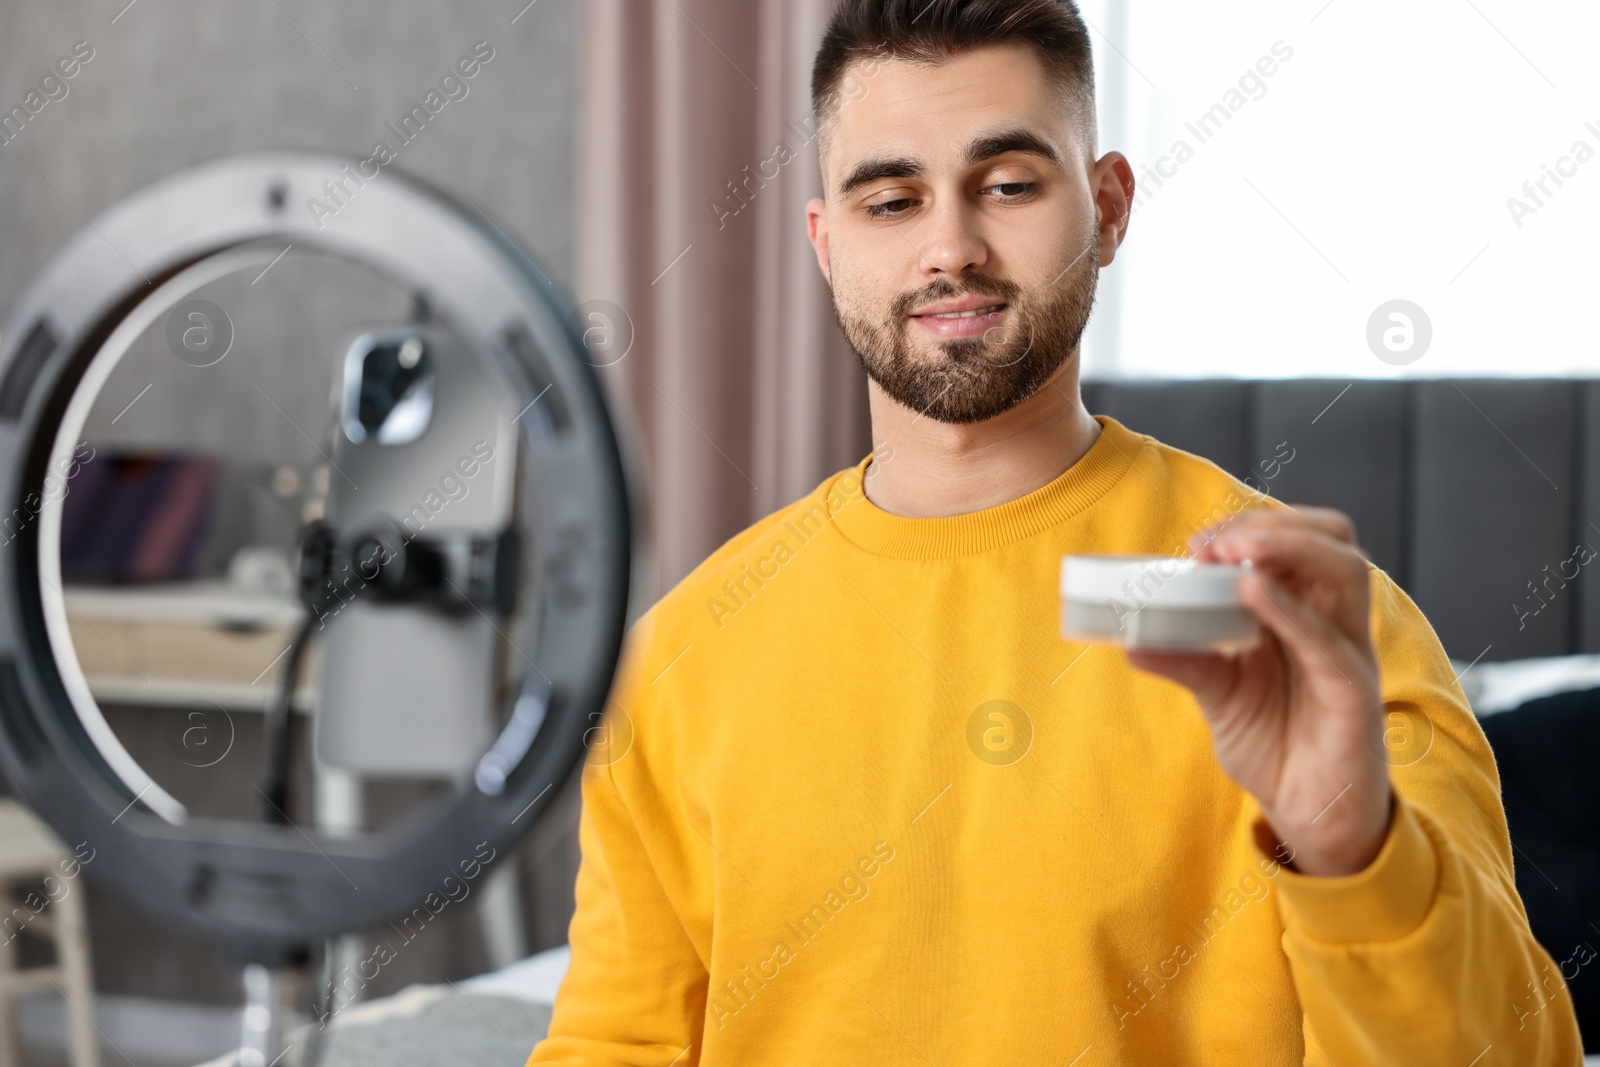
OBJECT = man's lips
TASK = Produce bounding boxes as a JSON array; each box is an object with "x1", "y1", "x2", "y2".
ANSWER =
[{"x1": 910, "y1": 296, "x2": 1010, "y2": 339}]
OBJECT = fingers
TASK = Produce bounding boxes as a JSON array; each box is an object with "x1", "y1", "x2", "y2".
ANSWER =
[
  {"x1": 1219, "y1": 525, "x2": 1372, "y2": 640},
  {"x1": 1189, "y1": 505, "x2": 1363, "y2": 559},
  {"x1": 1236, "y1": 569, "x2": 1365, "y2": 689},
  {"x1": 1212, "y1": 525, "x2": 1369, "y2": 588}
]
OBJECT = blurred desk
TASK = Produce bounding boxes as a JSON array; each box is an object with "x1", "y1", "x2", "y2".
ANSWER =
[{"x1": 62, "y1": 580, "x2": 317, "y2": 713}]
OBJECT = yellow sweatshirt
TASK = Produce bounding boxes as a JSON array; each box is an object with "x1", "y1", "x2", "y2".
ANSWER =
[{"x1": 528, "y1": 413, "x2": 1584, "y2": 1065}]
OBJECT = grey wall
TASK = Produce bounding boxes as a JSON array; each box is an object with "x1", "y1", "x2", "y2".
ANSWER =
[
  {"x1": 0, "y1": 0, "x2": 583, "y2": 1009},
  {"x1": 0, "y1": 0, "x2": 577, "y2": 311}
]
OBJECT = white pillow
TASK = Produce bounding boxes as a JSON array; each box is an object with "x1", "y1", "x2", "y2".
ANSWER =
[{"x1": 1446, "y1": 654, "x2": 1600, "y2": 718}]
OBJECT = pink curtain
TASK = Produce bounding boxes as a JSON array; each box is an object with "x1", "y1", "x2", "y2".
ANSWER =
[{"x1": 578, "y1": 0, "x2": 872, "y2": 601}]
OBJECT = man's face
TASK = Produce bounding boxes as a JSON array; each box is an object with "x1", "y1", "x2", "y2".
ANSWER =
[{"x1": 808, "y1": 44, "x2": 1106, "y2": 425}]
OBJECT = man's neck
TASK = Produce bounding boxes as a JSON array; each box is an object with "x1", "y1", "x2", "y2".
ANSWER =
[{"x1": 862, "y1": 358, "x2": 1102, "y2": 519}]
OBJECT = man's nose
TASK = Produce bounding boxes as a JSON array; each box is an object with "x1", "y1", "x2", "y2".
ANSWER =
[{"x1": 915, "y1": 197, "x2": 988, "y2": 277}]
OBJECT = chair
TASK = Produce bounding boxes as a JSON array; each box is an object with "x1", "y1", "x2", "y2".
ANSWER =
[{"x1": 0, "y1": 799, "x2": 100, "y2": 1067}]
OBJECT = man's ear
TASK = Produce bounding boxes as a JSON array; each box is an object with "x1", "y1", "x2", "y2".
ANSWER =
[
  {"x1": 806, "y1": 197, "x2": 831, "y2": 285},
  {"x1": 1091, "y1": 152, "x2": 1135, "y2": 268}
]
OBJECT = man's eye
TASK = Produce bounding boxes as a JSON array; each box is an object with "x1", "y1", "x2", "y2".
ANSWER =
[
  {"x1": 865, "y1": 198, "x2": 915, "y2": 219},
  {"x1": 987, "y1": 182, "x2": 1036, "y2": 201}
]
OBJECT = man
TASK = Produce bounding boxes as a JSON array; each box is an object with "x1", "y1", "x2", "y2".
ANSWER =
[{"x1": 530, "y1": 0, "x2": 1584, "y2": 1062}]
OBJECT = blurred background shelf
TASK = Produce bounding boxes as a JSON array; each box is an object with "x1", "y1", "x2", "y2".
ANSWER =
[{"x1": 64, "y1": 581, "x2": 318, "y2": 713}]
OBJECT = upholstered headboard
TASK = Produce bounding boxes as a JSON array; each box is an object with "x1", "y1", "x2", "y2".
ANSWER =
[{"x1": 1081, "y1": 379, "x2": 1599, "y2": 663}]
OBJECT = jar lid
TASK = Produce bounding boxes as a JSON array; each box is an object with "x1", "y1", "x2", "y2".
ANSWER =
[{"x1": 1060, "y1": 554, "x2": 1253, "y2": 609}]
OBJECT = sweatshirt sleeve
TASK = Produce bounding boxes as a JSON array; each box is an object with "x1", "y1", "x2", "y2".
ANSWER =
[
  {"x1": 1249, "y1": 567, "x2": 1585, "y2": 1065},
  {"x1": 527, "y1": 622, "x2": 709, "y2": 1066}
]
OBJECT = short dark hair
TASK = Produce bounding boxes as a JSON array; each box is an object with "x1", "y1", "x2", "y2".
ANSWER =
[{"x1": 811, "y1": 0, "x2": 1096, "y2": 131}]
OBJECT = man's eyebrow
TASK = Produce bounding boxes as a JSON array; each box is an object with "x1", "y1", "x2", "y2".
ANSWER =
[
  {"x1": 837, "y1": 156, "x2": 924, "y2": 199},
  {"x1": 835, "y1": 130, "x2": 1063, "y2": 198},
  {"x1": 964, "y1": 127, "x2": 1063, "y2": 168}
]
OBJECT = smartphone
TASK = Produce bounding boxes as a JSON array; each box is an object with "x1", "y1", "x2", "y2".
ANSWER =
[{"x1": 311, "y1": 326, "x2": 518, "y2": 777}]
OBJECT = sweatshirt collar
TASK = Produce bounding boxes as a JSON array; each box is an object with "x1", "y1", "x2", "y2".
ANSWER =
[{"x1": 825, "y1": 414, "x2": 1145, "y2": 560}]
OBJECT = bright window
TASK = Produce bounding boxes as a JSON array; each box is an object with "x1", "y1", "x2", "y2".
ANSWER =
[{"x1": 1076, "y1": 0, "x2": 1600, "y2": 378}]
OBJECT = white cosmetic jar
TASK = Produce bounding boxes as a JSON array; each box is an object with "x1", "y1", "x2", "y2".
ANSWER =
[{"x1": 1060, "y1": 554, "x2": 1261, "y2": 652}]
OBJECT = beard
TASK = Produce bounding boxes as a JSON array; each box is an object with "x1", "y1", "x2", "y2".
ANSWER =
[{"x1": 830, "y1": 239, "x2": 1100, "y2": 425}]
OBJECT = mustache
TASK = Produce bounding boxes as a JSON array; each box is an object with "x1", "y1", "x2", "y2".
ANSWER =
[{"x1": 891, "y1": 274, "x2": 1022, "y2": 318}]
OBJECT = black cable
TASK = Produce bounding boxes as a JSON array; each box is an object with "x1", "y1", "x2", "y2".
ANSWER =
[{"x1": 260, "y1": 614, "x2": 315, "y2": 825}]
